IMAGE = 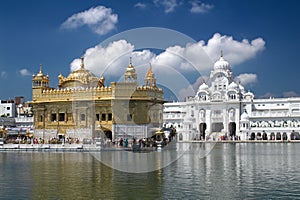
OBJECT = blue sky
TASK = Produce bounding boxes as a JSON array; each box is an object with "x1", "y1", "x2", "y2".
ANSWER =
[{"x1": 1, "y1": 0, "x2": 300, "y2": 101}]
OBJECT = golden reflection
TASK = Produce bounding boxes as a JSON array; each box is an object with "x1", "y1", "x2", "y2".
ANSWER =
[{"x1": 31, "y1": 152, "x2": 163, "y2": 199}]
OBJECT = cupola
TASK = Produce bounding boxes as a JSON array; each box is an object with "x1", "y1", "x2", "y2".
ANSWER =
[
  {"x1": 144, "y1": 63, "x2": 156, "y2": 87},
  {"x1": 199, "y1": 83, "x2": 209, "y2": 91},
  {"x1": 124, "y1": 57, "x2": 137, "y2": 82},
  {"x1": 213, "y1": 51, "x2": 230, "y2": 70},
  {"x1": 58, "y1": 57, "x2": 99, "y2": 89}
]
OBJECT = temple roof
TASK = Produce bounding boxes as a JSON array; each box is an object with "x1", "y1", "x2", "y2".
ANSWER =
[{"x1": 58, "y1": 57, "x2": 99, "y2": 89}]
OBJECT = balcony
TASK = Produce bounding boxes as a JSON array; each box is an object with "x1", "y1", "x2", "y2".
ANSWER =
[{"x1": 250, "y1": 111, "x2": 300, "y2": 118}]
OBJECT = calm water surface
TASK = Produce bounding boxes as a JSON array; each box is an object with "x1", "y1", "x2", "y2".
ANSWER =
[{"x1": 0, "y1": 143, "x2": 300, "y2": 199}]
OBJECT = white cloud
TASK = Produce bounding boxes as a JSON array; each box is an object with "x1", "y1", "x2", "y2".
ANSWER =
[
  {"x1": 71, "y1": 40, "x2": 155, "y2": 79},
  {"x1": 260, "y1": 91, "x2": 300, "y2": 98},
  {"x1": 150, "y1": 33, "x2": 265, "y2": 74},
  {"x1": 151, "y1": 41, "x2": 212, "y2": 73},
  {"x1": 235, "y1": 73, "x2": 258, "y2": 86},
  {"x1": 134, "y1": 2, "x2": 147, "y2": 9},
  {"x1": 154, "y1": 0, "x2": 178, "y2": 13},
  {"x1": 283, "y1": 91, "x2": 299, "y2": 98},
  {"x1": 1, "y1": 71, "x2": 7, "y2": 79},
  {"x1": 70, "y1": 33, "x2": 265, "y2": 99},
  {"x1": 61, "y1": 6, "x2": 118, "y2": 35},
  {"x1": 260, "y1": 92, "x2": 275, "y2": 99},
  {"x1": 203, "y1": 33, "x2": 265, "y2": 66},
  {"x1": 190, "y1": 1, "x2": 214, "y2": 13},
  {"x1": 179, "y1": 75, "x2": 209, "y2": 98},
  {"x1": 19, "y1": 69, "x2": 31, "y2": 76}
]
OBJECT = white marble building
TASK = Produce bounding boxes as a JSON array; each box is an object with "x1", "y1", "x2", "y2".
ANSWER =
[
  {"x1": 163, "y1": 53, "x2": 300, "y2": 141},
  {"x1": 0, "y1": 100, "x2": 16, "y2": 117}
]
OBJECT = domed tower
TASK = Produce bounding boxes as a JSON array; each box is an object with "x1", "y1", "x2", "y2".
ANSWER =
[
  {"x1": 240, "y1": 110, "x2": 250, "y2": 140},
  {"x1": 195, "y1": 82, "x2": 209, "y2": 101},
  {"x1": 209, "y1": 51, "x2": 234, "y2": 101},
  {"x1": 124, "y1": 57, "x2": 137, "y2": 83},
  {"x1": 144, "y1": 63, "x2": 156, "y2": 87},
  {"x1": 58, "y1": 57, "x2": 99, "y2": 89},
  {"x1": 213, "y1": 51, "x2": 230, "y2": 70},
  {"x1": 32, "y1": 64, "x2": 51, "y2": 101}
]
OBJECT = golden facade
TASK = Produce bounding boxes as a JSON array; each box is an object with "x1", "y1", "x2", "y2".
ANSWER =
[{"x1": 31, "y1": 58, "x2": 164, "y2": 141}]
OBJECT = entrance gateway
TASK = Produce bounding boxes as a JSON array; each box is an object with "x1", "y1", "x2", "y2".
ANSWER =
[
  {"x1": 228, "y1": 122, "x2": 236, "y2": 137},
  {"x1": 199, "y1": 123, "x2": 207, "y2": 139}
]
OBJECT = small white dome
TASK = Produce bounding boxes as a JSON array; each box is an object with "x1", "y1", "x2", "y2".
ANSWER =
[
  {"x1": 214, "y1": 55, "x2": 230, "y2": 70},
  {"x1": 245, "y1": 91, "x2": 254, "y2": 97},
  {"x1": 228, "y1": 82, "x2": 238, "y2": 90},
  {"x1": 199, "y1": 83, "x2": 209, "y2": 91},
  {"x1": 241, "y1": 110, "x2": 249, "y2": 121}
]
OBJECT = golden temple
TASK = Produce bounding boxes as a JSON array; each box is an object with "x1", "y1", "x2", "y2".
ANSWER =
[{"x1": 31, "y1": 58, "x2": 164, "y2": 141}]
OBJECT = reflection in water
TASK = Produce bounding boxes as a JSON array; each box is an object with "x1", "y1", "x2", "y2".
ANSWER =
[
  {"x1": 0, "y1": 152, "x2": 163, "y2": 199},
  {"x1": 0, "y1": 143, "x2": 300, "y2": 199},
  {"x1": 90, "y1": 142, "x2": 192, "y2": 173},
  {"x1": 162, "y1": 143, "x2": 300, "y2": 199}
]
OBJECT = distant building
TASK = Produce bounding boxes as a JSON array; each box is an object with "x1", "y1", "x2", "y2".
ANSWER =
[
  {"x1": 0, "y1": 96, "x2": 33, "y2": 138},
  {"x1": 31, "y1": 58, "x2": 164, "y2": 141},
  {"x1": 163, "y1": 52, "x2": 300, "y2": 141},
  {"x1": 0, "y1": 99, "x2": 16, "y2": 117}
]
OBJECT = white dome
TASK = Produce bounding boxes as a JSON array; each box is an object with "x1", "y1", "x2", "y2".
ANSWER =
[
  {"x1": 214, "y1": 56, "x2": 230, "y2": 70},
  {"x1": 228, "y1": 82, "x2": 238, "y2": 90},
  {"x1": 199, "y1": 83, "x2": 209, "y2": 91},
  {"x1": 245, "y1": 91, "x2": 254, "y2": 97},
  {"x1": 241, "y1": 111, "x2": 249, "y2": 121}
]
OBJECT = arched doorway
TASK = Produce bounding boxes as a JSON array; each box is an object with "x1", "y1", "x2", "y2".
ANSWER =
[
  {"x1": 262, "y1": 132, "x2": 268, "y2": 140},
  {"x1": 179, "y1": 133, "x2": 183, "y2": 141},
  {"x1": 282, "y1": 132, "x2": 287, "y2": 140},
  {"x1": 291, "y1": 132, "x2": 300, "y2": 140},
  {"x1": 199, "y1": 123, "x2": 207, "y2": 140},
  {"x1": 257, "y1": 132, "x2": 262, "y2": 140},
  {"x1": 104, "y1": 131, "x2": 112, "y2": 140},
  {"x1": 276, "y1": 132, "x2": 281, "y2": 140},
  {"x1": 270, "y1": 132, "x2": 275, "y2": 140},
  {"x1": 250, "y1": 132, "x2": 255, "y2": 140},
  {"x1": 228, "y1": 122, "x2": 236, "y2": 137}
]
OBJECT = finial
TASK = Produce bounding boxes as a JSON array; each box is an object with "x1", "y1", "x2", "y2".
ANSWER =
[
  {"x1": 220, "y1": 50, "x2": 223, "y2": 58},
  {"x1": 129, "y1": 57, "x2": 132, "y2": 66},
  {"x1": 39, "y1": 64, "x2": 43, "y2": 73},
  {"x1": 80, "y1": 57, "x2": 84, "y2": 68},
  {"x1": 146, "y1": 63, "x2": 153, "y2": 77}
]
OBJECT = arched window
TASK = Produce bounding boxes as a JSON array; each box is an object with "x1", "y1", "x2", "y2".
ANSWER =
[{"x1": 81, "y1": 114, "x2": 86, "y2": 121}]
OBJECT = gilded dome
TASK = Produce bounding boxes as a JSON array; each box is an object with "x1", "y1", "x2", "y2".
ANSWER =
[
  {"x1": 33, "y1": 64, "x2": 49, "y2": 81},
  {"x1": 126, "y1": 63, "x2": 136, "y2": 74},
  {"x1": 124, "y1": 57, "x2": 137, "y2": 82},
  {"x1": 66, "y1": 68, "x2": 98, "y2": 81},
  {"x1": 59, "y1": 57, "x2": 99, "y2": 89},
  {"x1": 145, "y1": 64, "x2": 153, "y2": 78}
]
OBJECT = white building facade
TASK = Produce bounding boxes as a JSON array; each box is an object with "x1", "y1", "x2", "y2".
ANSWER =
[
  {"x1": 0, "y1": 100, "x2": 16, "y2": 117},
  {"x1": 163, "y1": 53, "x2": 300, "y2": 141}
]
